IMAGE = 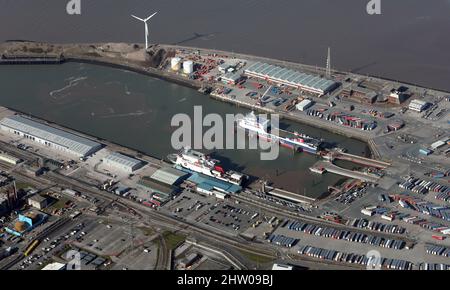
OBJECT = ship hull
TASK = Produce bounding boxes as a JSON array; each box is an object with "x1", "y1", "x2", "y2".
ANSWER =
[
  {"x1": 237, "y1": 113, "x2": 321, "y2": 155},
  {"x1": 172, "y1": 153, "x2": 244, "y2": 186},
  {"x1": 279, "y1": 139, "x2": 318, "y2": 154}
]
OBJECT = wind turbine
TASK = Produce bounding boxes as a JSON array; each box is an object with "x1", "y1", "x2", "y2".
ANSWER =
[{"x1": 131, "y1": 12, "x2": 158, "y2": 50}]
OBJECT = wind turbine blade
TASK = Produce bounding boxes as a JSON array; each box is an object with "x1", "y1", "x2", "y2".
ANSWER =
[
  {"x1": 131, "y1": 15, "x2": 145, "y2": 22},
  {"x1": 144, "y1": 12, "x2": 158, "y2": 22}
]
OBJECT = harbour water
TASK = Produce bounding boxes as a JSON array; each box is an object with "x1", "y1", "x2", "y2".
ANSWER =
[
  {"x1": 1, "y1": 0, "x2": 450, "y2": 91},
  {"x1": 0, "y1": 63, "x2": 369, "y2": 198}
]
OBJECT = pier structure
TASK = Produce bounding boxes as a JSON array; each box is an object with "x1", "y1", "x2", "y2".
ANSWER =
[
  {"x1": 314, "y1": 161, "x2": 380, "y2": 183},
  {"x1": 0, "y1": 54, "x2": 64, "y2": 65},
  {"x1": 324, "y1": 149, "x2": 391, "y2": 169}
]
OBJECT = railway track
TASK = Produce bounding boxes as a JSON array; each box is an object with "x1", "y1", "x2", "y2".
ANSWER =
[
  {"x1": 1, "y1": 156, "x2": 414, "y2": 270},
  {"x1": 5, "y1": 143, "x2": 392, "y2": 265},
  {"x1": 40, "y1": 171, "x2": 277, "y2": 260}
]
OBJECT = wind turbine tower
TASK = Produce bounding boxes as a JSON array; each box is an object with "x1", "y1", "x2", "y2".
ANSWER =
[
  {"x1": 326, "y1": 47, "x2": 331, "y2": 78},
  {"x1": 131, "y1": 12, "x2": 158, "y2": 50}
]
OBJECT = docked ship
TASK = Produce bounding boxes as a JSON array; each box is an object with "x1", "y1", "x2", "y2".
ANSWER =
[
  {"x1": 237, "y1": 111, "x2": 322, "y2": 154},
  {"x1": 167, "y1": 147, "x2": 246, "y2": 185}
]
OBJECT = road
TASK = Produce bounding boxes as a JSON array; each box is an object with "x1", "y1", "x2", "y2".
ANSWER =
[
  {"x1": 0, "y1": 144, "x2": 416, "y2": 270},
  {"x1": 1, "y1": 162, "x2": 279, "y2": 264}
]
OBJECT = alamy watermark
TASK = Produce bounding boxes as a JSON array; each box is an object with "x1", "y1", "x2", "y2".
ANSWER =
[
  {"x1": 66, "y1": 249, "x2": 81, "y2": 270},
  {"x1": 366, "y1": 250, "x2": 382, "y2": 270},
  {"x1": 66, "y1": 0, "x2": 81, "y2": 15},
  {"x1": 66, "y1": 1, "x2": 380, "y2": 16},
  {"x1": 367, "y1": 0, "x2": 382, "y2": 15},
  {"x1": 171, "y1": 106, "x2": 280, "y2": 161}
]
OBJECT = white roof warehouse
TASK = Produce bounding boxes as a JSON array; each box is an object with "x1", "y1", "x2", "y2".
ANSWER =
[
  {"x1": 0, "y1": 115, "x2": 102, "y2": 158},
  {"x1": 103, "y1": 152, "x2": 144, "y2": 173},
  {"x1": 244, "y1": 61, "x2": 338, "y2": 96}
]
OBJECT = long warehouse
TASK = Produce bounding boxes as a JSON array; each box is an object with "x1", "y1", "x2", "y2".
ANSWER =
[
  {"x1": 0, "y1": 115, "x2": 102, "y2": 158},
  {"x1": 244, "y1": 62, "x2": 338, "y2": 95},
  {"x1": 103, "y1": 152, "x2": 144, "y2": 173}
]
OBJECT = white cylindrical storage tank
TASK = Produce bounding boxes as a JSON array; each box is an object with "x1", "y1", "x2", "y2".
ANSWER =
[
  {"x1": 171, "y1": 57, "x2": 181, "y2": 71},
  {"x1": 183, "y1": 60, "x2": 194, "y2": 74}
]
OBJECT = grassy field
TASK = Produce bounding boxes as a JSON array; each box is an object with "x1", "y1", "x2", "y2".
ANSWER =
[
  {"x1": 238, "y1": 250, "x2": 275, "y2": 265},
  {"x1": 48, "y1": 196, "x2": 69, "y2": 210},
  {"x1": 138, "y1": 227, "x2": 154, "y2": 237},
  {"x1": 162, "y1": 231, "x2": 186, "y2": 250},
  {"x1": 14, "y1": 182, "x2": 33, "y2": 190}
]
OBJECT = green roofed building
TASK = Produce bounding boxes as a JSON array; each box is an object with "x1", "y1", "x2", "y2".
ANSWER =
[
  {"x1": 137, "y1": 176, "x2": 178, "y2": 202},
  {"x1": 150, "y1": 167, "x2": 188, "y2": 186}
]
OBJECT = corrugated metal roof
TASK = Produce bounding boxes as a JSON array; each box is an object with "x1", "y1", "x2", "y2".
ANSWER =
[
  {"x1": 245, "y1": 61, "x2": 336, "y2": 92},
  {"x1": 104, "y1": 152, "x2": 142, "y2": 169},
  {"x1": 138, "y1": 176, "x2": 176, "y2": 195},
  {"x1": 42, "y1": 262, "x2": 66, "y2": 270},
  {"x1": 197, "y1": 183, "x2": 214, "y2": 191},
  {"x1": 150, "y1": 167, "x2": 188, "y2": 185},
  {"x1": 431, "y1": 140, "x2": 446, "y2": 149},
  {"x1": 0, "y1": 115, "x2": 100, "y2": 156},
  {"x1": 28, "y1": 194, "x2": 47, "y2": 202},
  {"x1": 222, "y1": 71, "x2": 242, "y2": 82}
]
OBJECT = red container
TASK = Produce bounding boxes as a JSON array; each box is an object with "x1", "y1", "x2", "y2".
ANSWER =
[{"x1": 432, "y1": 235, "x2": 445, "y2": 241}]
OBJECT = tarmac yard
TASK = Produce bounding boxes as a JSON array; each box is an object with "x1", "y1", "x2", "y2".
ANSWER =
[{"x1": 165, "y1": 190, "x2": 270, "y2": 237}]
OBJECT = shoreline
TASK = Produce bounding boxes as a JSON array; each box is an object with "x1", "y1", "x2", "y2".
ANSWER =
[
  {"x1": 0, "y1": 105, "x2": 326, "y2": 201},
  {"x1": 67, "y1": 57, "x2": 375, "y2": 160},
  {"x1": 6, "y1": 41, "x2": 443, "y2": 161},
  {"x1": 65, "y1": 56, "x2": 202, "y2": 91},
  {"x1": 6, "y1": 40, "x2": 450, "y2": 94},
  {"x1": 1, "y1": 46, "x2": 375, "y2": 148},
  {"x1": 67, "y1": 55, "x2": 376, "y2": 157}
]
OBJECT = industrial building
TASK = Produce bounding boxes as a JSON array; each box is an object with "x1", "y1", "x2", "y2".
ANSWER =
[
  {"x1": 150, "y1": 167, "x2": 188, "y2": 186},
  {"x1": 431, "y1": 139, "x2": 448, "y2": 150},
  {"x1": 196, "y1": 183, "x2": 229, "y2": 199},
  {"x1": 272, "y1": 263, "x2": 293, "y2": 270},
  {"x1": 0, "y1": 115, "x2": 102, "y2": 158},
  {"x1": 296, "y1": 99, "x2": 314, "y2": 111},
  {"x1": 221, "y1": 71, "x2": 243, "y2": 85},
  {"x1": 179, "y1": 253, "x2": 201, "y2": 269},
  {"x1": 388, "y1": 87, "x2": 410, "y2": 104},
  {"x1": 184, "y1": 171, "x2": 241, "y2": 194},
  {"x1": 341, "y1": 86, "x2": 378, "y2": 104},
  {"x1": 103, "y1": 152, "x2": 144, "y2": 173},
  {"x1": 218, "y1": 60, "x2": 240, "y2": 73},
  {"x1": 42, "y1": 262, "x2": 66, "y2": 270},
  {"x1": 62, "y1": 189, "x2": 80, "y2": 197},
  {"x1": 0, "y1": 152, "x2": 21, "y2": 165},
  {"x1": 244, "y1": 62, "x2": 338, "y2": 95},
  {"x1": 27, "y1": 194, "x2": 49, "y2": 210},
  {"x1": 5, "y1": 211, "x2": 48, "y2": 236},
  {"x1": 419, "y1": 148, "x2": 433, "y2": 156},
  {"x1": 387, "y1": 119, "x2": 405, "y2": 131},
  {"x1": 408, "y1": 99, "x2": 429, "y2": 112},
  {"x1": 137, "y1": 176, "x2": 178, "y2": 203},
  {"x1": 0, "y1": 194, "x2": 9, "y2": 216}
]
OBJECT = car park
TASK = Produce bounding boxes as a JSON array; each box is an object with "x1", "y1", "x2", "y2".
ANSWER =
[
  {"x1": 283, "y1": 220, "x2": 405, "y2": 249},
  {"x1": 298, "y1": 245, "x2": 412, "y2": 270}
]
